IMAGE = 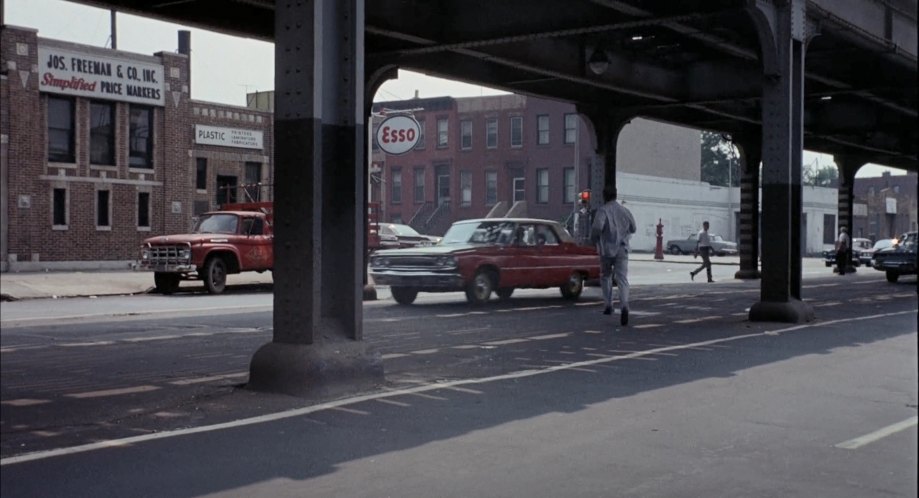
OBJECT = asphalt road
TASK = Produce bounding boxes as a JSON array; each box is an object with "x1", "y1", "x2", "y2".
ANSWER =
[{"x1": 1, "y1": 268, "x2": 916, "y2": 497}]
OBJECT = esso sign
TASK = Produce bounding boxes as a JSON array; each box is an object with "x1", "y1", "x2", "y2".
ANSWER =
[{"x1": 375, "y1": 115, "x2": 420, "y2": 155}]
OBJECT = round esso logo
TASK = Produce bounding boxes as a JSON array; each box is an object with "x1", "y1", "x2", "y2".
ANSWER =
[{"x1": 375, "y1": 115, "x2": 420, "y2": 155}]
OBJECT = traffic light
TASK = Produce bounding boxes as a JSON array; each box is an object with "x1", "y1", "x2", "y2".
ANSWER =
[{"x1": 579, "y1": 189, "x2": 591, "y2": 204}]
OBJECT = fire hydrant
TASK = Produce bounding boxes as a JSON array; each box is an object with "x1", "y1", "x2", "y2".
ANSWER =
[{"x1": 654, "y1": 218, "x2": 664, "y2": 260}]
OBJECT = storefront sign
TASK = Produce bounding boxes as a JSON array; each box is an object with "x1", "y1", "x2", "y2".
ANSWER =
[
  {"x1": 38, "y1": 45, "x2": 165, "y2": 106},
  {"x1": 195, "y1": 125, "x2": 264, "y2": 150},
  {"x1": 375, "y1": 115, "x2": 420, "y2": 155}
]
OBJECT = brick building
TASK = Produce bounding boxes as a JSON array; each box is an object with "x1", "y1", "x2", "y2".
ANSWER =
[
  {"x1": 1, "y1": 25, "x2": 273, "y2": 271},
  {"x1": 851, "y1": 170, "x2": 918, "y2": 240}
]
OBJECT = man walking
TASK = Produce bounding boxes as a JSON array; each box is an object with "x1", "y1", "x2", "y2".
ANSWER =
[
  {"x1": 590, "y1": 185, "x2": 637, "y2": 326},
  {"x1": 835, "y1": 226, "x2": 850, "y2": 275},
  {"x1": 690, "y1": 221, "x2": 715, "y2": 283}
]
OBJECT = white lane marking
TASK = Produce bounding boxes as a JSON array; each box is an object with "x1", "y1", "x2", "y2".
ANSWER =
[
  {"x1": 1, "y1": 399, "x2": 51, "y2": 407},
  {"x1": 674, "y1": 316, "x2": 721, "y2": 324},
  {"x1": 529, "y1": 333, "x2": 570, "y2": 340},
  {"x1": 65, "y1": 385, "x2": 160, "y2": 399},
  {"x1": 58, "y1": 341, "x2": 115, "y2": 347},
  {"x1": 122, "y1": 335, "x2": 182, "y2": 342},
  {"x1": 634, "y1": 324, "x2": 663, "y2": 329},
  {"x1": 482, "y1": 338, "x2": 528, "y2": 346},
  {"x1": 169, "y1": 372, "x2": 248, "y2": 386},
  {"x1": 1, "y1": 304, "x2": 271, "y2": 325},
  {"x1": 835, "y1": 416, "x2": 918, "y2": 450},
  {"x1": 409, "y1": 349, "x2": 439, "y2": 355},
  {"x1": 3, "y1": 308, "x2": 914, "y2": 467},
  {"x1": 381, "y1": 353, "x2": 409, "y2": 360},
  {"x1": 375, "y1": 398, "x2": 410, "y2": 407}
]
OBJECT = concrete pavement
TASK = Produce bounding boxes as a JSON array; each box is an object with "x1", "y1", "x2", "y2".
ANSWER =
[{"x1": 0, "y1": 253, "x2": 744, "y2": 301}]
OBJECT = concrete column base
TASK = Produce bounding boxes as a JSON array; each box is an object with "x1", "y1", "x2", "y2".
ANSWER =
[
  {"x1": 734, "y1": 269, "x2": 762, "y2": 280},
  {"x1": 749, "y1": 298, "x2": 815, "y2": 323},
  {"x1": 248, "y1": 341, "x2": 384, "y2": 398}
]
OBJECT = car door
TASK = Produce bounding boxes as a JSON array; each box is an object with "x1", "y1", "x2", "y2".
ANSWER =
[{"x1": 238, "y1": 216, "x2": 272, "y2": 270}]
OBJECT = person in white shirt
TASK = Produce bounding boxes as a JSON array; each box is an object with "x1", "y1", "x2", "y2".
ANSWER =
[
  {"x1": 690, "y1": 221, "x2": 715, "y2": 283},
  {"x1": 590, "y1": 185, "x2": 637, "y2": 326},
  {"x1": 835, "y1": 226, "x2": 850, "y2": 275}
]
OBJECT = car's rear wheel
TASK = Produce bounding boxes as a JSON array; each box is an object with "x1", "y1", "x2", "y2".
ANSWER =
[
  {"x1": 496, "y1": 288, "x2": 514, "y2": 300},
  {"x1": 391, "y1": 287, "x2": 418, "y2": 305},
  {"x1": 203, "y1": 257, "x2": 228, "y2": 294},
  {"x1": 560, "y1": 272, "x2": 584, "y2": 299},
  {"x1": 886, "y1": 270, "x2": 900, "y2": 283},
  {"x1": 154, "y1": 272, "x2": 180, "y2": 295},
  {"x1": 466, "y1": 270, "x2": 495, "y2": 304},
  {"x1": 669, "y1": 245, "x2": 682, "y2": 255}
]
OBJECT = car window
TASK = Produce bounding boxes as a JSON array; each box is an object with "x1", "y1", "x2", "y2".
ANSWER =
[
  {"x1": 444, "y1": 221, "x2": 516, "y2": 245},
  {"x1": 195, "y1": 213, "x2": 239, "y2": 234},
  {"x1": 534, "y1": 224, "x2": 559, "y2": 245},
  {"x1": 391, "y1": 224, "x2": 421, "y2": 237},
  {"x1": 380, "y1": 225, "x2": 393, "y2": 235}
]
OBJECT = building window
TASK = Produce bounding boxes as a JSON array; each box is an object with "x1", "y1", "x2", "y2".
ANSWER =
[
  {"x1": 52, "y1": 188, "x2": 68, "y2": 227},
  {"x1": 537, "y1": 115, "x2": 550, "y2": 145},
  {"x1": 48, "y1": 96, "x2": 75, "y2": 163},
  {"x1": 90, "y1": 101, "x2": 115, "y2": 165},
  {"x1": 414, "y1": 119, "x2": 425, "y2": 149},
  {"x1": 196, "y1": 158, "x2": 207, "y2": 190},
  {"x1": 391, "y1": 168, "x2": 402, "y2": 203},
  {"x1": 216, "y1": 175, "x2": 237, "y2": 205},
  {"x1": 245, "y1": 162, "x2": 262, "y2": 201},
  {"x1": 129, "y1": 106, "x2": 154, "y2": 168},
  {"x1": 536, "y1": 169, "x2": 549, "y2": 204},
  {"x1": 485, "y1": 171, "x2": 498, "y2": 206},
  {"x1": 564, "y1": 113, "x2": 578, "y2": 144},
  {"x1": 138, "y1": 192, "x2": 151, "y2": 229},
  {"x1": 460, "y1": 119, "x2": 472, "y2": 150},
  {"x1": 96, "y1": 189, "x2": 111, "y2": 228},
  {"x1": 510, "y1": 116, "x2": 523, "y2": 148},
  {"x1": 413, "y1": 167, "x2": 425, "y2": 203},
  {"x1": 563, "y1": 168, "x2": 575, "y2": 204},
  {"x1": 823, "y1": 214, "x2": 836, "y2": 244},
  {"x1": 437, "y1": 118, "x2": 448, "y2": 148},
  {"x1": 460, "y1": 171, "x2": 472, "y2": 207},
  {"x1": 486, "y1": 118, "x2": 498, "y2": 149}
]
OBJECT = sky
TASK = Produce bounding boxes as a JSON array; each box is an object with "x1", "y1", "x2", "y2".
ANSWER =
[{"x1": 5, "y1": 0, "x2": 908, "y2": 178}]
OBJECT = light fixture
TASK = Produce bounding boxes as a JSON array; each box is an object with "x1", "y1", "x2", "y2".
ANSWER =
[{"x1": 588, "y1": 48, "x2": 610, "y2": 75}]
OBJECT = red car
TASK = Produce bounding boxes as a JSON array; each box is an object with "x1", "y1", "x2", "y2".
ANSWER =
[{"x1": 369, "y1": 218, "x2": 600, "y2": 305}]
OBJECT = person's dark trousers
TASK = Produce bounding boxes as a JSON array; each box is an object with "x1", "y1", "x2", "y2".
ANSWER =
[
  {"x1": 836, "y1": 250, "x2": 847, "y2": 275},
  {"x1": 691, "y1": 247, "x2": 713, "y2": 282}
]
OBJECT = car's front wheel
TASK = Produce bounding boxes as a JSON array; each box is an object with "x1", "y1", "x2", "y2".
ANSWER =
[
  {"x1": 391, "y1": 287, "x2": 418, "y2": 305},
  {"x1": 560, "y1": 272, "x2": 584, "y2": 299},
  {"x1": 466, "y1": 270, "x2": 495, "y2": 305},
  {"x1": 669, "y1": 245, "x2": 682, "y2": 255},
  {"x1": 886, "y1": 270, "x2": 900, "y2": 283},
  {"x1": 203, "y1": 257, "x2": 228, "y2": 294}
]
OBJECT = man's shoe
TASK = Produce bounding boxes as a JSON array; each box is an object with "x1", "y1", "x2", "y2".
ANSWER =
[
  {"x1": 690, "y1": 271, "x2": 695, "y2": 281},
  {"x1": 707, "y1": 279, "x2": 715, "y2": 283},
  {"x1": 603, "y1": 306, "x2": 612, "y2": 315},
  {"x1": 620, "y1": 308, "x2": 629, "y2": 326}
]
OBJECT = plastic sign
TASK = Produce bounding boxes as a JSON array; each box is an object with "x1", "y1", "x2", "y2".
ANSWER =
[{"x1": 376, "y1": 115, "x2": 420, "y2": 155}]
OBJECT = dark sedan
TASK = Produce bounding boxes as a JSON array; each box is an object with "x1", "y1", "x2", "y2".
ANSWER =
[
  {"x1": 378, "y1": 223, "x2": 441, "y2": 249},
  {"x1": 872, "y1": 232, "x2": 917, "y2": 283}
]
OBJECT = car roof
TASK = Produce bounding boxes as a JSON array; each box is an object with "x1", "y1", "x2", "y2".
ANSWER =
[{"x1": 453, "y1": 218, "x2": 564, "y2": 225}]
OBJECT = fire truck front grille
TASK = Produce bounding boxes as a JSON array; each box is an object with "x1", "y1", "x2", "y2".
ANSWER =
[{"x1": 144, "y1": 244, "x2": 192, "y2": 265}]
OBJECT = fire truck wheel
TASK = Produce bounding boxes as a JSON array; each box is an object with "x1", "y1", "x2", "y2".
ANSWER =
[
  {"x1": 154, "y1": 273, "x2": 180, "y2": 295},
  {"x1": 204, "y1": 257, "x2": 228, "y2": 294}
]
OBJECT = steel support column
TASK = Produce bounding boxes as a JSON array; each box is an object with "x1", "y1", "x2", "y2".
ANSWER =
[
  {"x1": 249, "y1": 0, "x2": 383, "y2": 397},
  {"x1": 580, "y1": 110, "x2": 632, "y2": 207},
  {"x1": 734, "y1": 137, "x2": 762, "y2": 280},
  {"x1": 749, "y1": 0, "x2": 814, "y2": 323},
  {"x1": 834, "y1": 156, "x2": 863, "y2": 273}
]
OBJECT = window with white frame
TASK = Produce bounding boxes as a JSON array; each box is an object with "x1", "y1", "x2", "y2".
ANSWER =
[
  {"x1": 52, "y1": 187, "x2": 68, "y2": 228},
  {"x1": 96, "y1": 189, "x2": 112, "y2": 229},
  {"x1": 563, "y1": 167, "x2": 575, "y2": 204},
  {"x1": 486, "y1": 118, "x2": 498, "y2": 148},
  {"x1": 537, "y1": 115, "x2": 549, "y2": 145},
  {"x1": 137, "y1": 191, "x2": 151, "y2": 229},
  {"x1": 460, "y1": 171, "x2": 472, "y2": 207},
  {"x1": 460, "y1": 119, "x2": 472, "y2": 150},
  {"x1": 510, "y1": 116, "x2": 523, "y2": 148},
  {"x1": 90, "y1": 101, "x2": 115, "y2": 165},
  {"x1": 564, "y1": 113, "x2": 578, "y2": 144},
  {"x1": 437, "y1": 118, "x2": 448, "y2": 148},
  {"x1": 129, "y1": 105, "x2": 153, "y2": 168},
  {"x1": 391, "y1": 168, "x2": 402, "y2": 203},
  {"x1": 536, "y1": 169, "x2": 549, "y2": 203},
  {"x1": 48, "y1": 97, "x2": 75, "y2": 163},
  {"x1": 414, "y1": 167, "x2": 425, "y2": 203},
  {"x1": 485, "y1": 171, "x2": 498, "y2": 206}
]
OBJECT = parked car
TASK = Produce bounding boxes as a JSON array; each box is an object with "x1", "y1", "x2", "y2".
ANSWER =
[
  {"x1": 666, "y1": 233, "x2": 738, "y2": 256},
  {"x1": 872, "y1": 232, "x2": 917, "y2": 282},
  {"x1": 858, "y1": 238, "x2": 895, "y2": 267},
  {"x1": 823, "y1": 237, "x2": 871, "y2": 267},
  {"x1": 378, "y1": 223, "x2": 441, "y2": 249},
  {"x1": 369, "y1": 218, "x2": 600, "y2": 305}
]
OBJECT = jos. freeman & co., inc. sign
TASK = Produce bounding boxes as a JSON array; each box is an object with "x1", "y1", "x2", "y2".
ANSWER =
[{"x1": 38, "y1": 44, "x2": 165, "y2": 106}]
